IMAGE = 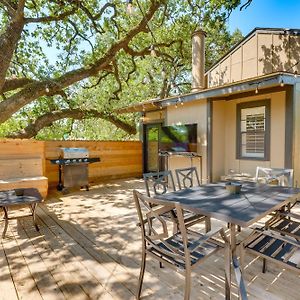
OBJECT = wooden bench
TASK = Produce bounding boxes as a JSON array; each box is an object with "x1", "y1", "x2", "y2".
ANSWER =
[{"x1": 0, "y1": 158, "x2": 48, "y2": 198}]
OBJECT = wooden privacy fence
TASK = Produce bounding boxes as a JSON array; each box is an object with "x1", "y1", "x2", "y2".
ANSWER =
[
  {"x1": 0, "y1": 139, "x2": 48, "y2": 198},
  {"x1": 0, "y1": 139, "x2": 142, "y2": 196}
]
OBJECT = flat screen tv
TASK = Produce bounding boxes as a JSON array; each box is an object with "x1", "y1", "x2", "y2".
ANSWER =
[{"x1": 159, "y1": 124, "x2": 197, "y2": 153}]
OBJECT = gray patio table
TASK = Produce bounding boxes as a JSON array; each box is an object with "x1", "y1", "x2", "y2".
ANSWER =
[
  {"x1": 155, "y1": 181, "x2": 300, "y2": 299},
  {"x1": 0, "y1": 188, "x2": 42, "y2": 238}
]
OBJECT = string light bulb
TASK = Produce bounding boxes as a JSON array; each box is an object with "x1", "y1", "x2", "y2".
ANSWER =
[
  {"x1": 294, "y1": 71, "x2": 298, "y2": 78},
  {"x1": 255, "y1": 86, "x2": 259, "y2": 94},
  {"x1": 280, "y1": 78, "x2": 285, "y2": 87},
  {"x1": 45, "y1": 85, "x2": 50, "y2": 93},
  {"x1": 126, "y1": 0, "x2": 133, "y2": 15},
  {"x1": 150, "y1": 45, "x2": 156, "y2": 57},
  {"x1": 161, "y1": 67, "x2": 166, "y2": 78}
]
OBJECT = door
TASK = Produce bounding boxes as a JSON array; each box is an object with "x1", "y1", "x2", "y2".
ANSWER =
[{"x1": 143, "y1": 123, "x2": 162, "y2": 173}]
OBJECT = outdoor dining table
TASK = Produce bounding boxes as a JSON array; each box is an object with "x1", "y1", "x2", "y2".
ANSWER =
[
  {"x1": 0, "y1": 188, "x2": 42, "y2": 238},
  {"x1": 155, "y1": 181, "x2": 300, "y2": 299}
]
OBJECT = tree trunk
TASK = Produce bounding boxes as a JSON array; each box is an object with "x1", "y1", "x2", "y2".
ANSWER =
[{"x1": 0, "y1": 1, "x2": 25, "y2": 92}]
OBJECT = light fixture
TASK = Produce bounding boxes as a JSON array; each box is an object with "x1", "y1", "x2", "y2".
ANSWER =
[
  {"x1": 45, "y1": 85, "x2": 50, "y2": 93},
  {"x1": 161, "y1": 67, "x2": 166, "y2": 77},
  {"x1": 126, "y1": 0, "x2": 133, "y2": 15},
  {"x1": 255, "y1": 86, "x2": 259, "y2": 94},
  {"x1": 294, "y1": 71, "x2": 298, "y2": 78},
  {"x1": 175, "y1": 102, "x2": 178, "y2": 108},
  {"x1": 280, "y1": 79, "x2": 285, "y2": 87}
]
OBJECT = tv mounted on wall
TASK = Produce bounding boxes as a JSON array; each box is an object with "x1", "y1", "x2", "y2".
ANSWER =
[{"x1": 159, "y1": 124, "x2": 197, "y2": 153}]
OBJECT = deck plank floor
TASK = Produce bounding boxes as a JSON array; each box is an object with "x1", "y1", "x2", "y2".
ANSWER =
[{"x1": 1, "y1": 178, "x2": 300, "y2": 300}]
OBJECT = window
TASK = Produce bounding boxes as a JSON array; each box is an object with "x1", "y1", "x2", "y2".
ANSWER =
[{"x1": 236, "y1": 100, "x2": 270, "y2": 160}]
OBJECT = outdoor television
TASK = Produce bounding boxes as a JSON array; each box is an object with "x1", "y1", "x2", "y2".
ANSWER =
[{"x1": 159, "y1": 124, "x2": 197, "y2": 153}]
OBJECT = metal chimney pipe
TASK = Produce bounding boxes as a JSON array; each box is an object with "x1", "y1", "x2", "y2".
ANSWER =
[{"x1": 191, "y1": 29, "x2": 206, "y2": 91}]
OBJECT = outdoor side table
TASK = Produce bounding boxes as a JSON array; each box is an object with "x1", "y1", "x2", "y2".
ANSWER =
[{"x1": 0, "y1": 188, "x2": 43, "y2": 238}]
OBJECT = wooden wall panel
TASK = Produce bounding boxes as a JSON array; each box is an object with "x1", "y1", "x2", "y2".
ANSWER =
[
  {"x1": 0, "y1": 139, "x2": 47, "y2": 197},
  {"x1": 44, "y1": 141, "x2": 142, "y2": 188},
  {"x1": 0, "y1": 139, "x2": 44, "y2": 159}
]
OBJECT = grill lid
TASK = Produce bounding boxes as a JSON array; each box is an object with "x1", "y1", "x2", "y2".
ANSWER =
[{"x1": 60, "y1": 148, "x2": 89, "y2": 159}]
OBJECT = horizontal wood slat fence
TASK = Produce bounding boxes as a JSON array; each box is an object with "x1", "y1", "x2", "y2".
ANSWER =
[{"x1": 0, "y1": 139, "x2": 142, "y2": 196}]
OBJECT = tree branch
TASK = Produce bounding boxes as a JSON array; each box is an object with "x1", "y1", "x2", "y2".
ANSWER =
[
  {"x1": 7, "y1": 108, "x2": 137, "y2": 138},
  {"x1": 2, "y1": 77, "x2": 37, "y2": 92},
  {"x1": 0, "y1": 0, "x2": 164, "y2": 123},
  {"x1": 24, "y1": 7, "x2": 78, "y2": 23}
]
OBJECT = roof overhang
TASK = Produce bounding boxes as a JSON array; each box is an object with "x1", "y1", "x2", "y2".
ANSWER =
[{"x1": 116, "y1": 72, "x2": 300, "y2": 114}]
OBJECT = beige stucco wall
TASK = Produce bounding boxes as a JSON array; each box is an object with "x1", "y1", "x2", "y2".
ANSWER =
[
  {"x1": 212, "y1": 90, "x2": 286, "y2": 181},
  {"x1": 208, "y1": 31, "x2": 300, "y2": 87},
  {"x1": 166, "y1": 100, "x2": 209, "y2": 182}
]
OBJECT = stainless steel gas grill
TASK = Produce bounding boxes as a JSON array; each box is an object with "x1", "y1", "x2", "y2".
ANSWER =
[{"x1": 50, "y1": 148, "x2": 100, "y2": 192}]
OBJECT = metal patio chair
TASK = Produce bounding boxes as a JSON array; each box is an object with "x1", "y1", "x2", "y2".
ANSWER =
[
  {"x1": 255, "y1": 166, "x2": 294, "y2": 187},
  {"x1": 143, "y1": 170, "x2": 210, "y2": 232},
  {"x1": 241, "y1": 227, "x2": 300, "y2": 274},
  {"x1": 175, "y1": 166, "x2": 201, "y2": 189},
  {"x1": 175, "y1": 167, "x2": 211, "y2": 231},
  {"x1": 133, "y1": 190, "x2": 232, "y2": 300},
  {"x1": 244, "y1": 167, "x2": 300, "y2": 273}
]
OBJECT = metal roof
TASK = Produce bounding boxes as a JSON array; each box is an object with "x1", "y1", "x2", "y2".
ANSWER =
[{"x1": 115, "y1": 72, "x2": 299, "y2": 114}]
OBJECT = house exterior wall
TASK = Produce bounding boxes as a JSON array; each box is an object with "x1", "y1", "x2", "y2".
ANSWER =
[
  {"x1": 165, "y1": 100, "x2": 209, "y2": 182},
  {"x1": 212, "y1": 90, "x2": 286, "y2": 181},
  {"x1": 293, "y1": 83, "x2": 300, "y2": 186},
  {"x1": 208, "y1": 31, "x2": 300, "y2": 87}
]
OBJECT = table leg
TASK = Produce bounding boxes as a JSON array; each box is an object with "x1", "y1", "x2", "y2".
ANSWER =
[
  {"x1": 225, "y1": 223, "x2": 237, "y2": 299},
  {"x1": 30, "y1": 203, "x2": 39, "y2": 232},
  {"x1": 2, "y1": 207, "x2": 8, "y2": 238},
  {"x1": 224, "y1": 241, "x2": 231, "y2": 300}
]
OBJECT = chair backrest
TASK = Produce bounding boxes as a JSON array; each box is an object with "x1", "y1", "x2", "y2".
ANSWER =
[
  {"x1": 143, "y1": 170, "x2": 176, "y2": 197},
  {"x1": 255, "y1": 166, "x2": 294, "y2": 187},
  {"x1": 175, "y1": 167, "x2": 200, "y2": 189},
  {"x1": 133, "y1": 190, "x2": 189, "y2": 260}
]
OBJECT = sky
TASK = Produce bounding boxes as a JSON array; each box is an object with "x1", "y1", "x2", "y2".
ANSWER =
[{"x1": 228, "y1": 0, "x2": 300, "y2": 35}]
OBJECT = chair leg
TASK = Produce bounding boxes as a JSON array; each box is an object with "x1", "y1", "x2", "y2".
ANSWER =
[
  {"x1": 137, "y1": 250, "x2": 146, "y2": 299},
  {"x1": 184, "y1": 266, "x2": 191, "y2": 300},
  {"x1": 172, "y1": 221, "x2": 179, "y2": 234},
  {"x1": 262, "y1": 258, "x2": 267, "y2": 273},
  {"x1": 238, "y1": 244, "x2": 245, "y2": 274},
  {"x1": 205, "y1": 217, "x2": 211, "y2": 233}
]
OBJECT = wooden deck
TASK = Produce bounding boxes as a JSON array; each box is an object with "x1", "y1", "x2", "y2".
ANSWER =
[{"x1": 1, "y1": 178, "x2": 300, "y2": 300}]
